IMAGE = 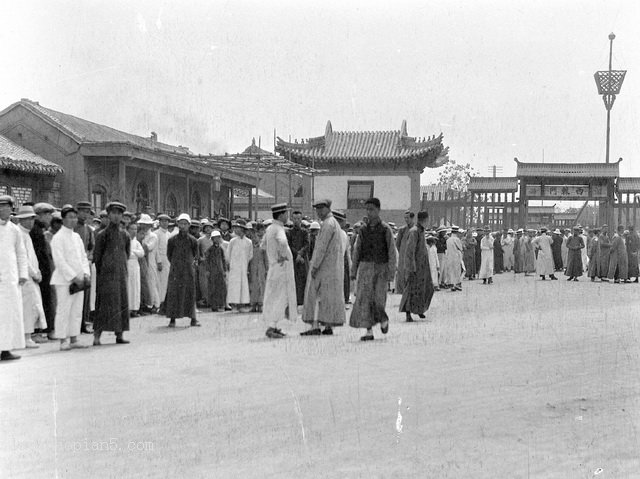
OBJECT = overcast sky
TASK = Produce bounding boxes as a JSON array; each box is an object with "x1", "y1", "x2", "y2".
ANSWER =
[{"x1": 2, "y1": 0, "x2": 639, "y2": 183}]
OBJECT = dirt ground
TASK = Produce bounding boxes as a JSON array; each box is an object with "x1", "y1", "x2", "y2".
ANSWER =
[{"x1": 1, "y1": 272, "x2": 639, "y2": 479}]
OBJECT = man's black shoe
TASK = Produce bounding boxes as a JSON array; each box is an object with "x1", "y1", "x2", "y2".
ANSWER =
[
  {"x1": 380, "y1": 320, "x2": 389, "y2": 334},
  {"x1": 300, "y1": 328, "x2": 321, "y2": 336},
  {"x1": 115, "y1": 338, "x2": 130, "y2": 344},
  {"x1": 321, "y1": 327, "x2": 333, "y2": 335},
  {"x1": 274, "y1": 328, "x2": 286, "y2": 336},
  {"x1": 190, "y1": 319, "x2": 201, "y2": 327},
  {"x1": 0, "y1": 351, "x2": 20, "y2": 361},
  {"x1": 266, "y1": 328, "x2": 284, "y2": 339},
  {"x1": 168, "y1": 319, "x2": 176, "y2": 328},
  {"x1": 360, "y1": 334, "x2": 374, "y2": 341}
]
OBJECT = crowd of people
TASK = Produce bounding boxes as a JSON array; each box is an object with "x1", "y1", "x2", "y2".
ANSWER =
[{"x1": 2, "y1": 190, "x2": 638, "y2": 362}]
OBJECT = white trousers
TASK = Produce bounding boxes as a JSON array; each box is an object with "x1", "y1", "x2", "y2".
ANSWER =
[{"x1": 53, "y1": 285, "x2": 84, "y2": 339}]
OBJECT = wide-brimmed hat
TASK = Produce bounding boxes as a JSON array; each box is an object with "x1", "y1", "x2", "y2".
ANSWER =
[
  {"x1": 34, "y1": 202, "x2": 55, "y2": 214},
  {"x1": 218, "y1": 217, "x2": 231, "y2": 228},
  {"x1": 333, "y1": 210, "x2": 346, "y2": 221},
  {"x1": 553, "y1": 228, "x2": 561, "y2": 235},
  {"x1": 271, "y1": 203, "x2": 290, "y2": 215},
  {"x1": 0, "y1": 195, "x2": 14, "y2": 206},
  {"x1": 137, "y1": 213, "x2": 154, "y2": 225},
  {"x1": 507, "y1": 228, "x2": 514, "y2": 234},
  {"x1": 263, "y1": 218, "x2": 273, "y2": 226},
  {"x1": 105, "y1": 201, "x2": 127, "y2": 213},
  {"x1": 60, "y1": 204, "x2": 77, "y2": 218},
  {"x1": 15, "y1": 205, "x2": 36, "y2": 219},
  {"x1": 190, "y1": 219, "x2": 201, "y2": 227},
  {"x1": 233, "y1": 219, "x2": 248, "y2": 229},
  {"x1": 451, "y1": 225, "x2": 459, "y2": 232},
  {"x1": 516, "y1": 228, "x2": 523, "y2": 234},
  {"x1": 176, "y1": 213, "x2": 191, "y2": 223},
  {"x1": 309, "y1": 221, "x2": 320, "y2": 230},
  {"x1": 157, "y1": 213, "x2": 171, "y2": 221},
  {"x1": 211, "y1": 230, "x2": 221, "y2": 238},
  {"x1": 312, "y1": 198, "x2": 331, "y2": 208}
]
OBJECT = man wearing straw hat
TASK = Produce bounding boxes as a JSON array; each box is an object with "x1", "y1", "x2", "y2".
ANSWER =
[
  {"x1": 16, "y1": 204, "x2": 47, "y2": 348},
  {"x1": 0, "y1": 195, "x2": 28, "y2": 360},
  {"x1": 262, "y1": 203, "x2": 297, "y2": 339}
]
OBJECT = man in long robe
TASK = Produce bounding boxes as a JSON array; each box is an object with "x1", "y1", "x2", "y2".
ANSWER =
[
  {"x1": 30, "y1": 202, "x2": 55, "y2": 341},
  {"x1": 399, "y1": 211, "x2": 434, "y2": 321},
  {"x1": 435, "y1": 228, "x2": 448, "y2": 287},
  {"x1": 551, "y1": 229, "x2": 563, "y2": 271},
  {"x1": 166, "y1": 213, "x2": 200, "y2": 327},
  {"x1": 16, "y1": 205, "x2": 46, "y2": 349},
  {"x1": 607, "y1": 225, "x2": 629, "y2": 283},
  {"x1": 502, "y1": 229, "x2": 515, "y2": 271},
  {"x1": 262, "y1": 204, "x2": 297, "y2": 339},
  {"x1": 74, "y1": 201, "x2": 95, "y2": 334},
  {"x1": 531, "y1": 228, "x2": 558, "y2": 280},
  {"x1": 561, "y1": 229, "x2": 570, "y2": 269},
  {"x1": 524, "y1": 230, "x2": 536, "y2": 275},
  {"x1": 197, "y1": 222, "x2": 214, "y2": 306},
  {"x1": 205, "y1": 230, "x2": 228, "y2": 312},
  {"x1": 349, "y1": 198, "x2": 397, "y2": 341},
  {"x1": 579, "y1": 228, "x2": 589, "y2": 273},
  {"x1": 301, "y1": 200, "x2": 345, "y2": 336},
  {"x1": 598, "y1": 225, "x2": 612, "y2": 281},
  {"x1": 463, "y1": 230, "x2": 477, "y2": 279},
  {"x1": 93, "y1": 201, "x2": 131, "y2": 345},
  {"x1": 626, "y1": 226, "x2": 640, "y2": 282},
  {"x1": 286, "y1": 211, "x2": 309, "y2": 306},
  {"x1": 479, "y1": 227, "x2": 494, "y2": 284},
  {"x1": 441, "y1": 225, "x2": 464, "y2": 290},
  {"x1": 226, "y1": 219, "x2": 253, "y2": 312},
  {"x1": 0, "y1": 195, "x2": 27, "y2": 360},
  {"x1": 587, "y1": 228, "x2": 601, "y2": 281},
  {"x1": 394, "y1": 211, "x2": 415, "y2": 295},
  {"x1": 127, "y1": 222, "x2": 145, "y2": 316},
  {"x1": 138, "y1": 214, "x2": 161, "y2": 313},
  {"x1": 248, "y1": 225, "x2": 268, "y2": 312},
  {"x1": 333, "y1": 211, "x2": 352, "y2": 306},
  {"x1": 513, "y1": 229, "x2": 523, "y2": 273},
  {"x1": 155, "y1": 214, "x2": 172, "y2": 311},
  {"x1": 50, "y1": 205, "x2": 91, "y2": 350},
  {"x1": 564, "y1": 227, "x2": 584, "y2": 281}
]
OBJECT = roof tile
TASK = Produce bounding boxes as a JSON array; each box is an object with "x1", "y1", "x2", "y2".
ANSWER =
[{"x1": 0, "y1": 134, "x2": 63, "y2": 176}]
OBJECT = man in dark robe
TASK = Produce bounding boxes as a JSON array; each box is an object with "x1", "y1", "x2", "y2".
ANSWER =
[
  {"x1": 166, "y1": 213, "x2": 200, "y2": 327},
  {"x1": 394, "y1": 211, "x2": 415, "y2": 294},
  {"x1": 607, "y1": 224, "x2": 629, "y2": 283},
  {"x1": 564, "y1": 226, "x2": 584, "y2": 281},
  {"x1": 587, "y1": 228, "x2": 600, "y2": 281},
  {"x1": 30, "y1": 203, "x2": 55, "y2": 341},
  {"x1": 626, "y1": 226, "x2": 640, "y2": 282},
  {"x1": 598, "y1": 225, "x2": 612, "y2": 281},
  {"x1": 74, "y1": 201, "x2": 95, "y2": 334},
  {"x1": 286, "y1": 210, "x2": 309, "y2": 306},
  {"x1": 205, "y1": 230, "x2": 228, "y2": 311},
  {"x1": 399, "y1": 211, "x2": 434, "y2": 322},
  {"x1": 493, "y1": 231, "x2": 504, "y2": 273},
  {"x1": 349, "y1": 198, "x2": 397, "y2": 341},
  {"x1": 93, "y1": 202, "x2": 130, "y2": 345},
  {"x1": 551, "y1": 229, "x2": 563, "y2": 271},
  {"x1": 435, "y1": 228, "x2": 447, "y2": 288}
]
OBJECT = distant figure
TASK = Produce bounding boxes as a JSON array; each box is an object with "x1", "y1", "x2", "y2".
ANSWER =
[
  {"x1": 478, "y1": 227, "x2": 494, "y2": 284},
  {"x1": 607, "y1": 225, "x2": 629, "y2": 283},
  {"x1": 564, "y1": 226, "x2": 584, "y2": 281},
  {"x1": 394, "y1": 210, "x2": 415, "y2": 295}
]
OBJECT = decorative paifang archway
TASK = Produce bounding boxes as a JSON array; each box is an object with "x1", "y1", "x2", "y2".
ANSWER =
[
  {"x1": 191, "y1": 190, "x2": 201, "y2": 219},
  {"x1": 165, "y1": 192, "x2": 178, "y2": 218}
]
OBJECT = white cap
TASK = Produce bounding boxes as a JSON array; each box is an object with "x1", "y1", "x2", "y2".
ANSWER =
[
  {"x1": 137, "y1": 214, "x2": 154, "y2": 225},
  {"x1": 211, "y1": 230, "x2": 221, "y2": 238},
  {"x1": 177, "y1": 213, "x2": 191, "y2": 223},
  {"x1": 310, "y1": 221, "x2": 320, "y2": 230}
]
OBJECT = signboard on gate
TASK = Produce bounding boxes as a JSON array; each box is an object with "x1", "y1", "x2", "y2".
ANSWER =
[{"x1": 525, "y1": 184, "x2": 608, "y2": 200}]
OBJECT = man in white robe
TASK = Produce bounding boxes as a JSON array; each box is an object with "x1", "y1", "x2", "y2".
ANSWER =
[
  {"x1": 0, "y1": 195, "x2": 27, "y2": 360},
  {"x1": 226, "y1": 219, "x2": 253, "y2": 312},
  {"x1": 531, "y1": 228, "x2": 558, "y2": 280},
  {"x1": 16, "y1": 205, "x2": 46, "y2": 349},
  {"x1": 479, "y1": 227, "x2": 494, "y2": 284},
  {"x1": 127, "y1": 222, "x2": 145, "y2": 315},
  {"x1": 155, "y1": 214, "x2": 172, "y2": 309},
  {"x1": 441, "y1": 225, "x2": 465, "y2": 291},
  {"x1": 262, "y1": 204, "x2": 297, "y2": 338},
  {"x1": 138, "y1": 214, "x2": 161, "y2": 312},
  {"x1": 502, "y1": 229, "x2": 515, "y2": 271},
  {"x1": 50, "y1": 205, "x2": 91, "y2": 350}
]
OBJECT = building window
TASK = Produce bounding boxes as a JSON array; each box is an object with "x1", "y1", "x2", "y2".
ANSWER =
[
  {"x1": 165, "y1": 192, "x2": 177, "y2": 218},
  {"x1": 92, "y1": 186, "x2": 106, "y2": 211},
  {"x1": 10, "y1": 187, "x2": 32, "y2": 207},
  {"x1": 191, "y1": 190, "x2": 201, "y2": 219},
  {"x1": 135, "y1": 182, "x2": 150, "y2": 213},
  {"x1": 347, "y1": 181, "x2": 374, "y2": 209}
]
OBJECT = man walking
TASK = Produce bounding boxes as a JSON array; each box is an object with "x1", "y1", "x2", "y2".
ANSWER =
[
  {"x1": 300, "y1": 199, "x2": 345, "y2": 336},
  {"x1": 50, "y1": 205, "x2": 91, "y2": 350},
  {"x1": 395, "y1": 210, "x2": 415, "y2": 295},
  {"x1": 399, "y1": 211, "x2": 434, "y2": 322},
  {"x1": 93, "y1": 201, "x2": 131, "y2": 345},
  {"x1": 262, "y1": 204, "x2": 297, "y2": 339},
  {"x1": 349, "y1": 198, "x2": 397, "y2": 341},
  {"x1": 166, "y1": 213, "x2": 200, "y2": 327},
  {"x1": 0, "y1": 195, "x2": 27, "y2": 360}
]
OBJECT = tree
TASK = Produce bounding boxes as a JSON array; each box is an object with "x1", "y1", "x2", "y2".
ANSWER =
[{"x1": 436, "y1": 160, "x2": 479, "y2": 192}]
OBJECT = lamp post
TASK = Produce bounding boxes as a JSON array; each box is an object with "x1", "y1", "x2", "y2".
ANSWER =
[{"x1": 594, "y1": 33, "x2": 626, "y2": 163}]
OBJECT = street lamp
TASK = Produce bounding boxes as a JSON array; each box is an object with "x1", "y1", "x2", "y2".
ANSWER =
[{"x1": 594, "y1": 33, "x2": 626, "y2": 163}]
